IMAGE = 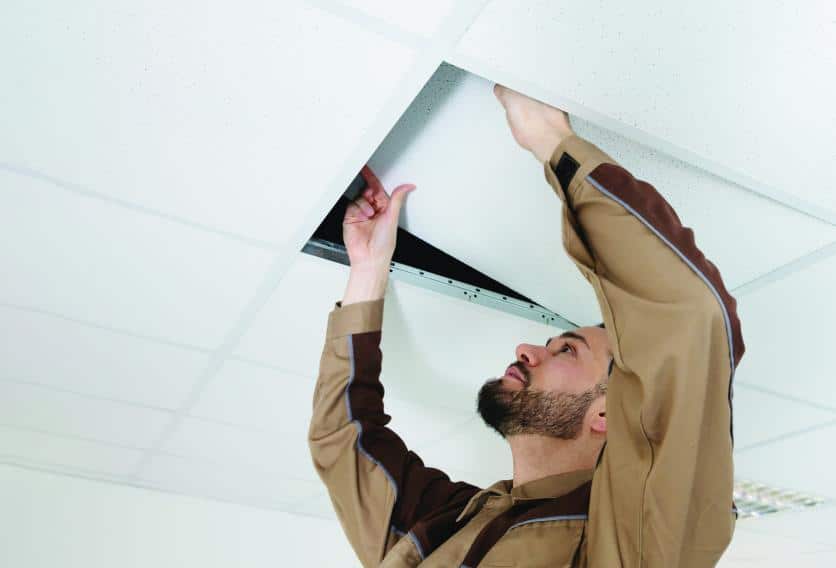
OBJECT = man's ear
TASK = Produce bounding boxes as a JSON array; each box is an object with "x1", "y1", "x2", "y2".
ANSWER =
[{"x1": 589, "y1": 397, "x2": 607, "y2": 434}]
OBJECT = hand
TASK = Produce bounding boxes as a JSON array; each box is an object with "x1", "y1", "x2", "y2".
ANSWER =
[
  {"x1": 343, "y1": 165, "x2": 416, "y2": 269},
  {"x1": 493, "y1": 84, "x2": 575, "y2": 163}
]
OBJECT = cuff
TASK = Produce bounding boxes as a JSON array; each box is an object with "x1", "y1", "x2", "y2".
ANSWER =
[
  {"x1": 543, "y1": 134, "x2": 616, "y2": 206},
  {"x1": 326, "y1": 298, "x2": 384, "y2": 339}
]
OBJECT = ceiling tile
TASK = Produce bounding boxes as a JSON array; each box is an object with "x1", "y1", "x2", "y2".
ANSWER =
[
  {"x1": 161, "y1": 416, "x2": 319, "y2": 482},
  {"x1": 0, "y1": 464, "x2": 359, "y2": 568},
  {"x1": 0, "y1": 306, "x2": 208, "y2": 409},
  {"x1": 0, "y1": 381, "x2": 171, "y2": 449},
  {"x1": 334, "y1": 0, "x2": 457, "y2": 37},
  {"x1": 735, "y1": 421, "x2": 836, "y2": 499},
  {"x1": 381, "y1": 277, "x2": 572, "y2": 415},
  {"x1": 0, "y1": 426, "x2": 142, "y2": 477},
  {"x1": 191, "y1": 357, "x2": 474, "y2": 447},
  {"x1": 283, "y1": 490, "x2": 339, "y2": 521},
  {"x1": 189, "y1": 359, "x2": 315, "y2": 434},
  {"x1": 0, "y1": 0, "x2": 417, "y2": 245},
  {"x1": 569, "y1": 118, "x2": 836, "y2": 290},
  {"x1": 0, "y1": 169, "x2": 272, "y2": 348},
  {"x1": 732, "y1": 385, "x2": 835, "y2": 450},
  {"x1": 734, "y1": 253, "x2": 836, "y2": 409},
  {"x1": 235, "y1": 253, "x2": 350, "y2": 373},
  {"x1": 453, "y1": 0, "x2": 836, "y2": 217},
  {"x1": 721, "y1": 517, "x2": 836, "y2": 567},
  {"x1": 138, "y1": 453, "x2": 322, "y2": 509},
  {"x1": 382, "y1": 395, "x2": 476, "y2": 447},
  {"x1": 410, "y1": 416, "x2": 512, "y2": 485},
  {"x1": 731, "y1": 505, "x2": 836, "y2": 556},
  {"x1": 366, "y1": 64, "x2": 836, "y2": 325},
  {"x1": 235, "y1": 251, "x2": 559, "y2": 415}
]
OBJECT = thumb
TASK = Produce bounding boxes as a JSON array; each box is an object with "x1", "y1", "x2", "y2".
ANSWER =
[{"x1": 388, "y1": 184, "x2": 417, "y2": 216}]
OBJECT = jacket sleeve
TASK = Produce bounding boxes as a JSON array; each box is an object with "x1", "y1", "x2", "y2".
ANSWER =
[
  {"x1": 542, "y1": 135, "x2": 745, "y2": 568},
  {"x1": 308, "y1": 298, "x2": 478, "y2": 567}
]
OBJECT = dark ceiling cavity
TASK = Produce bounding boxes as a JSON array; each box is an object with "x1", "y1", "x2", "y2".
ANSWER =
[{"x1": 307, "y1": 172, "x2": 538, "y2": 306}]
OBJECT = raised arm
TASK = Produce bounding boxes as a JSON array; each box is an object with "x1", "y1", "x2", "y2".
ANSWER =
[
  {"x1": 495, "y1": 85, "x2": 744, "y2": 567},
  {"x1": 308, "y1": 168, "x2": 478, "y2": 567}
]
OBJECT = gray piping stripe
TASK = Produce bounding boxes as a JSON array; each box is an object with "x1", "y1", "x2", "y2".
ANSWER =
[
  {"x1": 407, "y1": 531, "x2": 426, "y2": 560},
  {"x1": 508, "y1": 514, "x2": 588, "y2": 531},
  {"x1": 344, "y1": 335, "x2": 401, "y2": 529},
  {"x1": 586, "y1": 175, "x2": 737, "y2": 384}
]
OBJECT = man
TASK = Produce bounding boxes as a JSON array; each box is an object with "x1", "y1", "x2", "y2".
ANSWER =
[{"x1": 308, "y1": 84, "x2": 744, "y2": 567}]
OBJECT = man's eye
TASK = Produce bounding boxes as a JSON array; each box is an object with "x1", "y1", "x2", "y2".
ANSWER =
[{"x1": 559, "y1": 344, "x2": 574, "y2": 355}]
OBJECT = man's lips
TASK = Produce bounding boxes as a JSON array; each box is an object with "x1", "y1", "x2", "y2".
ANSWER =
[{"x1": 504, "y1": 366, "x2": 526, "y2": 386}]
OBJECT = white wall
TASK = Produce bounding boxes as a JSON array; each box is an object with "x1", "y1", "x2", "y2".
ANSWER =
[{"x1": 0, "y1": 465, "x2": 359, "y2": 568}]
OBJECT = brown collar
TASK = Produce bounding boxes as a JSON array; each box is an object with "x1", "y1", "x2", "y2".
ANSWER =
[{"x1": 456, "y1": 468, "x2": 594, "y2": 523}]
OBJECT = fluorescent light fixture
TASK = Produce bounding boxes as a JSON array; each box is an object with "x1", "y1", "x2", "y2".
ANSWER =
[{"x1": 734, "y1": 479, "x2": 827, "y2": 519}]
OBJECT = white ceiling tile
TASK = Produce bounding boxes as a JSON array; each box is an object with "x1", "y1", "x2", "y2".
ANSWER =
[
  {"x1": 367, "y1": 64, "x2": 836, "y2": 325},
  {"x1": 411, "y1": 416, "x2": 512, "y2": 484},
  {"x1": 568, "y1": 118, "x2": 836, "y2": 290},
  {"x1": 190, "y1": 359, "x2": 315, "y2": 434},
  {"x1": 283, "y1": 490, "x2": 339, "y2": 521},
  {"x1": 0, "y1": 464, "x2": 360, "y2": 568},
  {"x1": 191, "y1": 357, "x2": 473, "y2": 447},
  {"x1": 0, "y1": 170, "x2": 272, "y2": 348},
  {"x1": 235, "y1": 250, "x2": 558, "y2": 416},
  {"x1": 734, "y1": 253, "x2": 836, "y2": 409},
  {"x1": 161, "y1": 416, "x2": 318, "y2": 482},
  {"x1": 732, "y1": 385, "x2": 835, "y2": 450},
  {"x1": 0, "y1": 0, "x2": 417, "y2": 245},
  {"x1": 379, "y1": 276, "x2": 560, "y2": 415},
  {"x1": 720, "y1": 516, "x2": 836, "y2": 567},
  {"x1": 0, "y1": 426, "x2": 142, "y2": 477},
  {"x1": 138, "y1": 453, "x2": 322, "y2": 509},
  {"x1": 735, "y1": 422, "x2": 836, "y2": 499},
  {"x1": 235, "y1": 253, "x2": 350, "y2": 373},
  {"x1": 334, "y1": 0, "x2": 457, "y2": 37},
  {"x1": 731, "y1": 505, "x2": 836, "y2": 556},
  {"x1": 0, "y1": 306, "x2": 208, "y2": 409},
  {"x1": 453, "y1": 0, "x2": 836, "y2": 217},
  {"x1": 0, "y1": 382, "x2": 171, "y2": 449},
  {"x1": 382, "y1": 395, "x2": 475, "y2": 446}
]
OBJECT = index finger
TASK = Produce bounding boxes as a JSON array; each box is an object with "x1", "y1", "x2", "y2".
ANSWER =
[{"x1": 360, "y1": 164, "x2": 384, "y2": 194}]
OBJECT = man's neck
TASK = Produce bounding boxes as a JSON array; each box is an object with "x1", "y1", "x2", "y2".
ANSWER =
[{"x1": 507, "y1": 434, "x2": 598, "y2": 487}]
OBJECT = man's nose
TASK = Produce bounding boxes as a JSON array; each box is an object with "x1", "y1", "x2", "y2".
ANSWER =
[{"x1": 515, "y1": 343, "x2": 547, "y2": 366}]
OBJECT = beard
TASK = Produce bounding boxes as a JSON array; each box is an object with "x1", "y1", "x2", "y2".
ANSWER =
[{"x1": 477, "y1": 378, "x2": 605, "y2": 440}]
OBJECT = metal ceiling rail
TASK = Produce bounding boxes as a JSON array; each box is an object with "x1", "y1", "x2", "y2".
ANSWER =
[{"x1": 302, "y1": 238, "x2": 578, "y2": 330}]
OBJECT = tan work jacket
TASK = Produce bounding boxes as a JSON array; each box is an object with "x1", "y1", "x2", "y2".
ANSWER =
[{"x1": 308, "y1": 135, "x2": 745, "y2": 567}]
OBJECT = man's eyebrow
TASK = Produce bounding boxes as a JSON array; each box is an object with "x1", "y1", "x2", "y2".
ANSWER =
[{"x1": 545, "y1": 331, "x2": 590, "y2": 350}]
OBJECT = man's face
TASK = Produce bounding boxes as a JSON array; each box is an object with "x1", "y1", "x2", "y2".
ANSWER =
[{"x1": 477, "y1": 326, "x2": 613, "y2": 439}]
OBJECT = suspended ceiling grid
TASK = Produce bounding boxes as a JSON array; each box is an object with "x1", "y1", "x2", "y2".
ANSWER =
[{"x1": 1, "y1": 0, "x2": 835, "y2": 564}]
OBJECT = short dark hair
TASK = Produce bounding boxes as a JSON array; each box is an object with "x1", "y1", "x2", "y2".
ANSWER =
[{"x1": 596, "y1": 322, "x2": 605, "y2": 329}]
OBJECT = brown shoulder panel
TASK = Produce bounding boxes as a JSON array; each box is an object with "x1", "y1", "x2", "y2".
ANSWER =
[
  {"x1": 588, "y1": 163, "x2": 745, "y2": 369},
  {"x1": 409, "y1": 491, "x2": 479, "y2": 560},
  {"x1": 347, "y1": 332, "x2": 480, "y2": 534}
]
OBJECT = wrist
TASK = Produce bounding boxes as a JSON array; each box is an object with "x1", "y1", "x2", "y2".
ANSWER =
[
  {"x1": 535, "y1": 127, "x2": 574, "y2": 164},
  {"x1": 342, "y1": 263, "x2": 390, "y2": 305},
  {"x1": 535, "y1": 110, "x2": 574, "y2": 163}
]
